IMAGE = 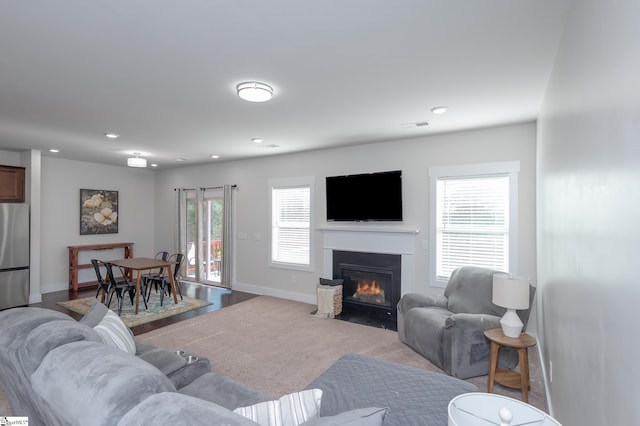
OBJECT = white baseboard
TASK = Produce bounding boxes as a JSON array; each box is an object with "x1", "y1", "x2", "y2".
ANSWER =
[
  {"x1": 536, "y1": 341, "x2": 555, "y2": 416},
  {"x1": 232, "y1": 281, "x2": 316, "y2": 305}
]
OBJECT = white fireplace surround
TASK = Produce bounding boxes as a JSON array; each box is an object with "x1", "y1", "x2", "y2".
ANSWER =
[{"x1": 318, "y1": 226, "x2": 419, "y2": 296}]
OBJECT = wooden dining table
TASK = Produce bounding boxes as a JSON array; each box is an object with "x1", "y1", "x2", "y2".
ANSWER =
[{"x1": 110, "y1": 257, "x2": 178, "y2": 314}]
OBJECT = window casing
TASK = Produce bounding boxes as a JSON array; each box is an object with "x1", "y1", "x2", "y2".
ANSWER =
[
  {"x1": 429, "y1": 162, "x2": 519, "y2": 287},
  {"x1": 269, "y1": 177, "x2": 314, "y2": 271}
]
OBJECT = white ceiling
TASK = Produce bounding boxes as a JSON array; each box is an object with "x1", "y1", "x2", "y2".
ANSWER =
[{"x1": 0, "y1": 0, "x2": 570, "y2": 168}]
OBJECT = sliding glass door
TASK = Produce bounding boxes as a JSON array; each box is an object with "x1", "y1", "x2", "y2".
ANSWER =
[{"x1": 183, "y1": 187, "x2": 227, "y2": 287}]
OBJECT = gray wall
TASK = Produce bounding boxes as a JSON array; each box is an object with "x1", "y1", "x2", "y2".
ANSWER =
[
  {"x1": 154, "y1": 122, "x2": 537, "y2": 305},
  {"x1": 537, "y1": 0, "x2": 640, "y2": 424},
  {"x1": 39, "y1": 157, "x2": 156, "y2": 293}
]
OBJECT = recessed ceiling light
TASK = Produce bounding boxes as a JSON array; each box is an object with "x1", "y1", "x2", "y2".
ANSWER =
[
  {"x1": 210, "y1": 155, "x2": 219, "y2": 159},
  {"x1": 104, "y1": 133, "x2": 120, "y2": 139},
  {"x1": 252, "y1": 138, "x2": 263, "y2": 144},
  {"x1": 236, "y1": 81, "x2": 274, "y2": 102},
  {"x1": 176, "y1": 158, "x2": 187, "y2": 162},
  {"x1": 430, "y1": 106, "x2": 448, "y2": 114},
  {"x1": 49, "y1": 149, "x2": 60, "y2": 153},
  {"x1": 150, "y1": 163, "x2": 158, "y2": 167}
]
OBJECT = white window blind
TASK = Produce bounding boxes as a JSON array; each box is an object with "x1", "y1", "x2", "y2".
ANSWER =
[
  {"x1": 436, "y1": 174, "x2": 510, "y2": 280},
  {"x1": 271, "y1": 185, "x2": 311, "y2": 266}
]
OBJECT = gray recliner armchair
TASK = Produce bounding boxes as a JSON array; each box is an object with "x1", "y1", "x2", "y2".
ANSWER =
[{"x1": 397, "y1": 266, "x2": 535, "y2": 379}]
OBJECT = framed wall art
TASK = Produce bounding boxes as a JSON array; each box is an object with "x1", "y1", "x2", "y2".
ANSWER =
[{"x1": 80, "y1": 189, "x2": 119, "y2": 235}]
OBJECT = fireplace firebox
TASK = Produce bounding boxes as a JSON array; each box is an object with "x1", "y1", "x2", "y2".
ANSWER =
[{"x1": 333, "y1": 250, "x2": 401, "y2": 322}]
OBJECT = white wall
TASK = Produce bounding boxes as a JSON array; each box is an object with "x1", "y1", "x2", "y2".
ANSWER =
[
  {"x1": 537, "y1": 0, "x2": 640, "y2": 424},
  {"x1": 154, "y1": 122, "x2": 537, "y2": 305},
  {"x1": 0, "y1": 150, "x2": 22, "y2": 165},
  {"x1": 40, "y1": 157, "x2": 156, "y2": 293}
]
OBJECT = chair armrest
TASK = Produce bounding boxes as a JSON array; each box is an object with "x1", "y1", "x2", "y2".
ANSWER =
[
  {"x1": 397, "y1": 289, "x2": 448, "y2": 314},
  {"x1": 445, "y1": 312, "x2": 502, "y2": 330},
  {"x1": 442, "y1": 313, "x2": 503, "y2": 378}
]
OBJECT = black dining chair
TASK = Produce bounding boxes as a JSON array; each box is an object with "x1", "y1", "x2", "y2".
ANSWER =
[
  {"x1": 147, "y1": 253, "x2": 184, "y2": 306},
  {"x1": 91, "y1": 259, "x2": 110, "y2": 303},
  {"x1": 142, "y1": 251, "x2": 170, "y2": 304},
  {"x1": 104, "y1": 261, "x2": 144, "y2": 315}
]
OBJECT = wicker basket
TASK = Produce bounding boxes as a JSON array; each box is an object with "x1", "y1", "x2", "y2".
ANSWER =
[
  {"x1": 332, "y1": 285, "x2": 343, "y2": 317},
  {"x1": 316, "y1": 284, "x2": 343, "y2": 318}
]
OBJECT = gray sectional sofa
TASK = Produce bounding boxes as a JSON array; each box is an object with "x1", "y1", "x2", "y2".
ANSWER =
[{"x1": 0, "y1": 304, "x2": 478, "y2": 426}]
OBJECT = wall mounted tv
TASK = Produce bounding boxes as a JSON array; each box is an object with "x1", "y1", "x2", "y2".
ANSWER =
[{"x1": 326, "y1": 170, "x2": 403, "y2": 222}]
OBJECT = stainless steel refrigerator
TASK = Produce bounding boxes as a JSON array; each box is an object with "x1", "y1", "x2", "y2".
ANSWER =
[{"x1": 0, "y1": 203, "x2": 30, "y2": 310}]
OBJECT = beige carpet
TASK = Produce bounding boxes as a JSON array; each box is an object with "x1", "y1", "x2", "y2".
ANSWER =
[{"x1": 137, "y1": 295, "x2": 548, "y2": 412}]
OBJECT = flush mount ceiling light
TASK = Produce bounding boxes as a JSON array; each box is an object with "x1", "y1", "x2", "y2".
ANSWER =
[
  {"x1": 252, "y1": 138, "x2": 264, "y2": 143},
  {"x1": 402, "y1": 121, "x2": 429, "y2": 128},
  {"x1": 236, "y1": 81, "x2": 274, "y2": 102},
  {"x1": 430, "y1": 106, "x2": 448, "y2": 114},
  {"x1": 127, "y1": 152, "x2": 147, "y2": 168},
  {"x1": 104, "y1": 132, "x2": 120, "y2": 139}
]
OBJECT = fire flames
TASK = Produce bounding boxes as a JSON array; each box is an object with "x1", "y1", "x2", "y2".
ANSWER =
[{"x1": 356, "y1": 280, "x2": 382, "y2": 296}]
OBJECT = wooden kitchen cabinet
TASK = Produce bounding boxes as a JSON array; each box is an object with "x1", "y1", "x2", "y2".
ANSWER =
[{"x1": 0, "y1": 165, "x2": 26, "y2": 202}]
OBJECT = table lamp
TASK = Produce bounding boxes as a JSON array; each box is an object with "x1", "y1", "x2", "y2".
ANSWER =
[
  {"x1": 492, "y1": 273, "x2": 530, "y2": 338},
  {"x1": 448, "y1": 393, "x2": 562, "y2": 425}
]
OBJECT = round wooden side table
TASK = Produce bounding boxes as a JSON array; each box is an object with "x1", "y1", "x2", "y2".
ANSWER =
[{"x1": 484, "y1": 328, "x2": 537, "y2": 403}]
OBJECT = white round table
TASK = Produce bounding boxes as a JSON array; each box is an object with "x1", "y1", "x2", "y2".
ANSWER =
[{"x1": 448, "y1": 393, "x2": 562, "y2": 426}]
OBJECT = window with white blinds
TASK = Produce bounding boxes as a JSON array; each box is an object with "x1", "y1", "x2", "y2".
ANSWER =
[
  {"x1": 429, "y1": 162, "x2": 519, "y2": 286},
  {"x1": 270, "y1": 177, "x2": 314, "y2": 270}
]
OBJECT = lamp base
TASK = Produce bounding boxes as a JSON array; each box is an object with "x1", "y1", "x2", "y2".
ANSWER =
[{"x1": 499, "y1": 309, "x2": 523, "y2": 338}]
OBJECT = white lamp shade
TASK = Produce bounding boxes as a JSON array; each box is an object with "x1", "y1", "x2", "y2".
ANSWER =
[
  {"x1": 448, "y1": 392, "x2": 562, "y2": 425},
  {"x1": 127, "y1": 157, "x2": 147, "y2": 167},
  {"x1": 492, "y1": 274, "x2": 530, "y2": 310},
  {"x1": 492, "y1": 273, "x2": 530, "y2": 338}
]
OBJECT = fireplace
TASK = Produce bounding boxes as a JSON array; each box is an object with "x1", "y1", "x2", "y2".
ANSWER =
[{"x1": 333, "y1": 250, "x2": 401, "y2": 321}]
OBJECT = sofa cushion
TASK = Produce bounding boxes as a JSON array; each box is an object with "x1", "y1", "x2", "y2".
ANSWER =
[
  {"x1": 93, "y1": 310, "x2": 136, "y2": 354},
  {"x1": 180, "y1": 371, "x2": 271, "y2": 409},
  {"x1": 444, "y1": 266, "x2": 504, "y2": 316},
  {"x1": 79, "y1": 300, "x2": 109, "y2": 327},
  {"x1": 0, "y1": 308, "x2": 77, "y2": 425},
  {"x1": 319, "y1": 278, "x2": 344, "y2": 287},
  {"x1": 133, "y1": 338, "x2": 157, "y2": 356},
  {"x1": 19, "y1": 319, "x2": 101, "y2": 377},
  {"x1": 117, "y1": 392, "x2": 260, "y2": 426},
  {"x1": 233, "y1": 389, "x2": 323, "y2": 426},
  {"x1": 166, "y1": 354, "x2": 211, "y2": 390},
  {"x1": 301, "y1": 407, "x2": 388, "y2": 426},
  {"x1": 137, "y1": 348, "x2": 186, "y2": 376},
  {"x1": 32, "y1": 340, "x2": 176, "y2": 426}
]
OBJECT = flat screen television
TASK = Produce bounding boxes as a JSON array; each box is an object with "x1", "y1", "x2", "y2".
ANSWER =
[{"x1": 326, "y1": 170, "x2": 403, "y2": 222}]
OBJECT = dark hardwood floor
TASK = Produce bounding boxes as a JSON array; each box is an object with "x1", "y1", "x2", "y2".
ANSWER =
[{"x1": 30, "y1": 281, "x2": 258, "y2": 335}]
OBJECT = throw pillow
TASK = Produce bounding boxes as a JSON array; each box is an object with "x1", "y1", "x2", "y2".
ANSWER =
[
  {"x1": 93, "y1": 309, "x2": 136, "y2": 355},
  {"x1": 78, "y1": 299, "x2": 108, "y2": 327},
  {"x1": 319, "y1": 278, "x2": 344, "y2": 287},
  {"x1": 300, "y1": 407, "x2": 388, "y2": 426},
  {"x1": 234, "y1": 388, "x2": 323, "y2": 426}
]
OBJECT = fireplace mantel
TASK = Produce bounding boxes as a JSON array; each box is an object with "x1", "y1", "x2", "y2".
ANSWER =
[
  {"x1": 319, "y1": 225, "x2": 418, "y2": 295},
  {"x1": 317, "y1": 225, "x2": 419, "y2": 234}
]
